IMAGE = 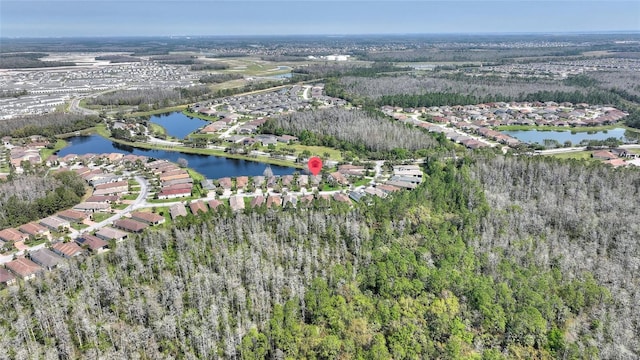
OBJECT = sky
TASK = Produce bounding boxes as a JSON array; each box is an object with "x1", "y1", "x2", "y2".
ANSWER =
[{"x1": 1, "y1": 0, "x2": 638, "y2": 38}]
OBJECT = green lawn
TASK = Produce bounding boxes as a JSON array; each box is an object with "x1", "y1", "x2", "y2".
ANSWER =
[
  {"x1": 71, "y1": 223, "x2": 89, "y2": 231},
  {"x1": 112, "y1": 204, "x2": 128, "y2": 210},
  {"x1": 186, "y1": 168, "x2": 205, "y2": 182},
  {"x1": 272, "y1": 143, "x2": 343, "y2": 161},
  {"x1": 546, "y1": 151, "x2": 594, "y2": 160},
  {"x1": 91, "y1": 212, "x2": 113, "y2": 223},
  {"x1": 352, "y1": 178, "x2": 371, "y2": 187},
  {"x1": 122, "y1": 193, "x2": 139, "y2": 200},
  {"x1": 149, "y1": 123, "x2": 167, "y2": 136},
  {"x1": 40, "y1": 139, "x2": 68, "y2": 160}
]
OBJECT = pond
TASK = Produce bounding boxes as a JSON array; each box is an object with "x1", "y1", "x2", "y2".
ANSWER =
[
  {"x1": 57, "y1": 135, "x2": 297, "y2": 179},
  {"x1": 501, "y1": 128, "x2": 638, "y2": 145},
  {"x1": 150, "y1": 112, "x2": 209, "y2": 139}
]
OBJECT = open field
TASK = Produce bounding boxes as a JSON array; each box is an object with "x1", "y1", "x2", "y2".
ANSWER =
[{"x1": 545, "y1": 151, "x2": 594, "y2": 160}]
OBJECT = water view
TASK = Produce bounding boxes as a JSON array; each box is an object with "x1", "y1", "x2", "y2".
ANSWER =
[
  {"x1": 57, "y1": 135, "x2": 297, "y2": 179},
  {"x1": 502, "y1": 128, "x2": 638, "y2": 145},
  {"x1": 150, "y1": 112, "x2": 209, "y2": 139}
]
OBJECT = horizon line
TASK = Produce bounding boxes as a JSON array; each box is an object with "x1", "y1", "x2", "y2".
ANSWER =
[{"x1": 2, "y1": 30, "x2": 640, "y2": 40}]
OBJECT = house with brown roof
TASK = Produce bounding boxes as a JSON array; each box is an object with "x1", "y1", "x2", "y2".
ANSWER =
[
  {"x1": 0, "y1": 268, "x2": 16, "y2": 287},
  {"x1": 235, "y1": 176, "x2": 249, "y2": 190},
  {"x1": 592, "y1": 150, "x2": 617, "y2": 161},
  {"x1": 299, "y1": 194, "x2": 315, "y2": 206},
  {"x1": 376, "y1": 184, "x2": 402, "y2": 194},
  {"x1": 30, "y1": 248, "x2": 65, "y2": 270},
  {"x1": 94, "y1": 180, "x2": 129, "y2": 190},
  {"x1": 75, "y1": 234, "x2": 109, "y2": 253},
  {"x1": 169, "y1": 203, "x2": 188, "y2": 219},
  {"x1": 189, "y1": 201, "x2": 208, "y2": 215},
  {"x1": 333, "y1": 192, "x2": 352, "y2": 204},
  {"x1": 266, "y1": 195, "x2": 282, "y2": 208},
  {"x1": 95, "y1": 227, "x2": 128, "y2": 242},
  {"x1": 131, "y1": 211, "x2": 165, "y2": 225},
  {"x1": 208, "y1": 199, "x2": 223, "y2": 211},
  {"x1": 229, "y1": 195, "x2": 245, "y2": 212},
  {"x1": 218, "y1": 177, "x2": 233, "y2": 190},
  {"x1": 19, "y1": 222, "x2": 50, "y2": 239},
  {"x1": 5, "y1": 258, "x2": 42, "y2": 280},
  {"x1": 57, "y1": 209, "x2": 89, "y2": 223},
  {"x1": 39, "y1": 216, "x2": 70, "y2": 231},
  {"x1": 52, "y1": 241, "x2": 84, "y2": 258},
  {"x1": 250, "y1": 196, "x2": 265, "y2": 208},
  {"x1": 328, "y1": 172, "x2": 349, "y2": 186},
  {"x1": 157, "y1": 188, "x2": 192, "y2": 199},
  {"x1": 0, "y1": 228, "x2": 28, "y2": 243},
  {"x1": 85, "y1": 195, "x2": 120, "y2": 203},
  {"x1": 113, "y1": 219, "x2": 148, "y2": 233}
]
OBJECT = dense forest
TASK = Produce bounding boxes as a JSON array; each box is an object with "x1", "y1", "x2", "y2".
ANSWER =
[
  {"x1": 264, "y1": 108, "x2": 443, "y2": 159},
  {"x1": 0, "y1": 53, "x2": 75, "y2": 69},
  {"x1": 0, "y1": 171, "x2": 87, "y2": 229},
  {"x1": 0, "y1": 156, "x2": 637, "y2": 359},
  {"x1": 86, "y1": 86, "x2": 212, "y2": 108},
  {"x1": 0, "y1": 113, "x2": 101, "y2": 138},
  {"x1": 199, "y1": 73, "x2": 244, "y2": 84}
]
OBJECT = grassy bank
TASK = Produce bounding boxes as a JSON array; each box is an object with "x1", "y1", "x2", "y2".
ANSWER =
[
  {"x1": 149, "y1": 123, "x2": 167, "y2": 137},
  {"x1": 40, "y1": 139, "x2": 68, "y2": 159},
  {"x1": 126, "y1": 105, "x2": 189, "y2": 118},
  {"x1": 495, "y1": 124, "x2": 620, "y2": 132}
]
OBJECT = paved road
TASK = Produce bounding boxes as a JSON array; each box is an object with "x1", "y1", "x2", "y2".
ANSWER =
[
  {"x1": 74, "y1": 175, "x2": 149, "y2": 238},
  {"x1": 69, "y1": 96, "x2": 99, "y2": 116}
]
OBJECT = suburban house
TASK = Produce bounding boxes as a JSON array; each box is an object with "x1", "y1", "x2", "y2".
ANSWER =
[
  {"x1": 235, "y1": 176, "x2": 249, "y2": 190},
  {"x1": 95, "y1": 227, "x2": 128, "y2": 242},
  {"x1": 57, "y1": 209, "x2": 89, "y2": 223},
  {"x1": 19, "y1": 222, "x2": 51, "y2": 239},
  {"x1": 229, "y1": 195, "x2": 245, "y2": 212},
  {"x1": 5, "y1": 258, "x2": 42, "y2": 280},
  {"x1": 131, "y1": 211, "x2": 165, "y2": 225},
  {"x1": 283, "y1": 194, "x2": 297, "y2": 208},
  {"x1": 39, "y1": 216, "x2": 71, "y2": 231},
  {"x1": 113, "y1": 219, "x2": 148, "y2": 233},
  {"x1": 52, "y1": 242, "x2": 84, "y2": 258},
  {"x1": 250, "y1": 196, "x2": 265, "y2": 208},
  {"x1": 0, "y1": 228, "x2": 28, "y2": 244},
  {"x1": 188, "y1": 201, "x2": 208, "y2": 215},
  {"x1": 73, "y1": 202, "x2": 112, "y2": 213},
  {"x1": 157, "y1": 188, "x2": 192, "y2": 200},
  {"x1": 169, "y1": 203, "x2": 188, "y2": 219},
  {"x1": 75, "y1": 235, "x2": 109, "y2": 253},
  {"x1": 208, "y1": 199, "x2": 223, "y2": 211},
  {"x1": 328, "y1": 172, "x2": 349, "y2": 186},
  {"x1": 266, "y1": 195, "x2": 282, "y2": 208},
  {"x1": 0, "y1": 268, "x2": 16, "y2": 288},
  {"x1": 29, "y1": 248, "x2": 65, "y2": 270},
  {"x1": 85, "y1": 195, "x2": 120, "y2": 203},
  {"x1": 333, "y1": 192, "x2": 352, "y2": 204}
]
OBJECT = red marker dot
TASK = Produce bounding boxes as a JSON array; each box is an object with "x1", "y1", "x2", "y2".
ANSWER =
[{"x1": 307, "y1": 156, "x2": 323, "y2": 176}]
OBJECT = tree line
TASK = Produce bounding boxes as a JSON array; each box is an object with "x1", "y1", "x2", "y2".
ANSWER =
[
  {"x1": 0, "y1": 171, "x2": 86, "y2": 229},
  {"x1": 0, "y1": 113, "x2": 101, "y2": 138}
]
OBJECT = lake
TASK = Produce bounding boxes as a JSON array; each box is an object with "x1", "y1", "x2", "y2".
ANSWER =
[
  {"x1": 57, "y1": 135, "x2": 297, "y2": 179},
  {"x1": 502, "y1": 128, "x2": 637, "y2": 145},
  {"x1": 150, "y1": 112, "x2": 209, "y2": 139}
]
